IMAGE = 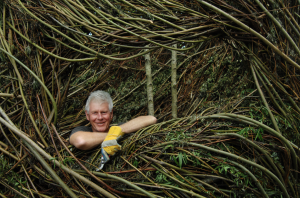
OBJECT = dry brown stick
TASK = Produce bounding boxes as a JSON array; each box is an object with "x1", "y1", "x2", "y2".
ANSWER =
[
  {"x1": 171, "y1": 43, "x2": 177, "y2": 118},
  {"x1": 5, "y1": 153, "x2": 27, "y2": 175},
  {"x1": 37, "y1": 95, "x2": 63, "y2": 163}
]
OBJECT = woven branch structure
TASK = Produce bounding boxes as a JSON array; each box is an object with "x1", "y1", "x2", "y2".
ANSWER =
[{"x1": 0, "y1": 0, "x2": 300, "y2": 197}]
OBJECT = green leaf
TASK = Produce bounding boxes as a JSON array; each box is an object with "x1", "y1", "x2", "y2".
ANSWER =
[
  {"x1": 223, "y1": 166, "x2": 230, "y2": 173},
  {"x1": 164, "y1": 144, "x2": 174, "y2": 150},
  {"x1": 173, "y1": 156, "x2": 179, "y2": 167},
  {"x1": 133, "y1": 160, "x2": 138, "y2": 167},
  {"x1": 178, "y1": 153, "x2": 183, "y2": 169},
  {"x1": 183, "y1": 152, "x2": 188, "y2": 165},
  {"x1": 250, "y1": 111, "x2": 253, "y2": 119},
  {"x1": 49, "y1": 157, "x2": 56, "y2": 169}
]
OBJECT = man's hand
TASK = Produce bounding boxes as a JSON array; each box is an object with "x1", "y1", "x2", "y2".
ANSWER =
[{"x1": 101, "y1": 126, "x2": 124, "y2": 155}]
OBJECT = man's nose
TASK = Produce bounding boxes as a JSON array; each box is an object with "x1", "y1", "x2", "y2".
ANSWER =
[{"x1": 97, "y1": 113, "x2": 103, "y2": 119}]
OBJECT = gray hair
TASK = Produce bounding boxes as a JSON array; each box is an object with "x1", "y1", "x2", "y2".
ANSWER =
[{"x1": 85, "y1": 90, "x2": 113, "y2": 113}]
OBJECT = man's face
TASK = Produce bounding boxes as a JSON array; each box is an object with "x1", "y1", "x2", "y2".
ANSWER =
[{"x1": 85, "y1": 100, "x2": 113, "y2": 132}]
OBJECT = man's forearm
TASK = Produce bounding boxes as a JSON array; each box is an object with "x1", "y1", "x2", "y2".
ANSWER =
[
  {"x1": 69, "y1": 131, "x2": 107, "y2": 150},
  {"x1": 120, "y1": 115, "x2": 157, "y2": 133}
]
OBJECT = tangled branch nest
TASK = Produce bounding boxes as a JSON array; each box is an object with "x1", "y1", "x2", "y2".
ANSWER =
[{"x1": 0, "y1": 0, "x2": 300, "y2": 197}]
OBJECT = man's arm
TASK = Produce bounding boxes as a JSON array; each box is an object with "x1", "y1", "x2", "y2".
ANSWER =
[
  {"x1": 69, "y1": 131, "x2": 107, "y2": 150},
  {"x1": 70, "y1": 115, "x2": 157, "y2": 150},
  {"x1": 119, "y1": 115, "x2": 157, "y2": 133}
]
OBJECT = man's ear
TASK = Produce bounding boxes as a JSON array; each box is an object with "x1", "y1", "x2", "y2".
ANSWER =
[
  {"x1": 110, "y1": 109, "x2": 113, "y2": 119},
  {"x1": 85, "y1": 111, "x2": 90, "y2": 121}
]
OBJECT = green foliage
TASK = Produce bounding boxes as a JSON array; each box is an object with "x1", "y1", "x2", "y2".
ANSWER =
[
  {"x1": 170, "y1": 152, "x2": 188, "y2": 169},
  {"x1": 238, "y1": 127, "x2": 264, "y2": 141},
  {"x1": 155, "y1": 171, "x2": 171, "y2": 184},
  {"x1": 0, "y1": 155, "x2": 28, "y2": 197},
  {"x1": 133, "y1": 159, "x2": 139, "y2": 167},
  {"x1": 63, "y1": 157, "x2": 75, "y2": 166},
  {"x1": 49, "y1": 157, "x2": 57, "y2": 169},
  {"x1": 165, "y1": 129, "x2": 188, "y2": 141},
  {"x1": 198, "y1": 49, "x2": 251, "y2": 101},
  {"x1": 0, "y1": 68, "x2": 11, "y2": 92},
  {"x1": 0, "y1": 155, "x2": 8, "y2": 178}
]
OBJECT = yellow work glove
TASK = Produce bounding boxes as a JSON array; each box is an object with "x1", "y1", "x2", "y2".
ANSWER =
[{"x1": 101, "y1": 126, "x2": 125, "y2": 156}]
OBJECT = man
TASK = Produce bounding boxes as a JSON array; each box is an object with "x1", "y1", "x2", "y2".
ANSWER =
[{"x1": 70, "y1": 90, "x2": 157, "y2": 154}]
